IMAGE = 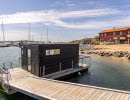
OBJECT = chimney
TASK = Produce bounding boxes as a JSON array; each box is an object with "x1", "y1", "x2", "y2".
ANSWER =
[{"x1": 113, "y1": 27, "x2": 115, "y2": 29}]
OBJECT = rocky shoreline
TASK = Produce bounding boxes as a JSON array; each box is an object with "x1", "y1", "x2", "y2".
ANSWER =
[{"x1": 84, "y1": 51, "x2": 130, "y2": 59}]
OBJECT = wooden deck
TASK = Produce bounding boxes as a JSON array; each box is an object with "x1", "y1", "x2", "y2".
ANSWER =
[
  {"x1": 1, "y1": 68, "x2": 130, "y2": 100},
  {"x1": 45, "y1": 63, "x2": 88, "y2": 79}
]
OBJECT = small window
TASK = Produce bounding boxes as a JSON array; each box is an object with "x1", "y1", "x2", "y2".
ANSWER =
[
  {"x1": 120, "y1": 31, "x2": 123, "y2": 35},
  {"x1": 46, "y1": 49, "x2": 60, "y2": 56},
  {"x1": 128, "y1": 31, "x2": 130, "y2": 34},
  {"x1": 113, "y1": 32, "x2": 116, "y2": 35},
  {"x1": 104, "y1": 33, "x2": 106, "y2": 36},
  {"x1": 100, "y1": 34, "x2": 103, "y2": 36},
  {"x1": 109, "y1": 38, "x2": 111, "y2": 41}
]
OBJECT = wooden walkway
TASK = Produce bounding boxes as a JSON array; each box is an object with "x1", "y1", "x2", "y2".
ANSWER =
[{"x1": 1, "y1": 68, "x2": 130, "y2": 100}]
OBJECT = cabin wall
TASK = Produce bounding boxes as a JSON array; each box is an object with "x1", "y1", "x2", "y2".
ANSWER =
[{"x1": 39, "y1": 44, "x2": 79, "y2": 76}]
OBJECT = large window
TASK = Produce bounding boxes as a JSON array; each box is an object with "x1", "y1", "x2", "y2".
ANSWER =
[{"x1": 46, "y1": 49, "x2": 60, "y2": 56}]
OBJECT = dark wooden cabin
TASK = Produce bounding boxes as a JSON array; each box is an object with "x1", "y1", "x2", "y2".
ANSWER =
[{"x1": 21, "y1": 43, "x2": 79, "y2": 77}]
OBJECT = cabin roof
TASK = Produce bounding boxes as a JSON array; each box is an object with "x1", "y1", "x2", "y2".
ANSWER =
[
  {"x1": 22, "y1": 43, "x2": 79, "y2": 47},
  {"x1": 99, "y1": 26, "x2": 130, "y2": 34}
]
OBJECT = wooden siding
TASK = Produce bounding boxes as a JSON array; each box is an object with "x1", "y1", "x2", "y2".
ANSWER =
[
  {"x1": 38, "y1": 44, "x2": 79, "y2": 76},
  {"x1": 31, "y1": 45, "x2": 39, "y2": 76},
  {"x1": 21, "y1": 44, "x2": 79, "y2": 77},
  {"x1": 21, "y1": 46, "x2": 28, "y2": 71}
]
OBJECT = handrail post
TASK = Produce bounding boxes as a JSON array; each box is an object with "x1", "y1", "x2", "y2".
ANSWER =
[
  {"x1": 43, "y1": 66, "x2": 45, "y2": 77},
  {"x1": 19, "y1": 58, "x2": 21, "y2": 67},
  {"x1": 72, "y1": 60, "x2": 73, "y2": 68},
  {"x1": 82, "y1": 58, "x2": 83, "y2": 66},
  {"x1": 60, "y1": 62, "x2": 61, "y2": 71}
]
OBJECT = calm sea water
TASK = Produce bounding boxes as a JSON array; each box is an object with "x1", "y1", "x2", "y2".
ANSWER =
[
  {"x1": 67, "y1": 55, "x2": 130, "y2": 91},
  {"x1": 0, "y1": 47, "x2": 130, "y2": 100}
]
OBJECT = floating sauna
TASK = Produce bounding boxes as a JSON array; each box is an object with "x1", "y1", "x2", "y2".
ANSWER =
[{"x1": 21, "y1": 43, "x2": 85, "y2": 78}]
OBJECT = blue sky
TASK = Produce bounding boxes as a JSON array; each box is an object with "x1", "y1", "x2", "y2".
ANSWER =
[{"x1": 0, "y1": 0, "x2": 130, "y2": 41}]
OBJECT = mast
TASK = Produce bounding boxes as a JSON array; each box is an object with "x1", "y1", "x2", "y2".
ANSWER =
[
  {"x1": 41, "y1": 32, "x2": 42, "y2": 41},
  {"x1": 28, "y1": 23, "x2": 31, "y2": 41},
  {"x1": 47, "y1": 27, "x2": 48, "y2": 43},
  {"x1": 2, "y1": 19, "x2": 5, "y2": 42},
  {"x1": 32, "y1": 35, "x2": 34, "y2": 41}
]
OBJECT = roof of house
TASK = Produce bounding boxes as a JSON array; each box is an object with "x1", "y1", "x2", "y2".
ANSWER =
[{"x1": 99, "y1": 26, "x2": 130, "y2": 34}]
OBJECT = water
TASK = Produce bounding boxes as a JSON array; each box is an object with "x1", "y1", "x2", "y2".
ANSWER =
[
  {"x1": 0, "y1": 47, "x2": 36, "y2": 100},
  {"x1": 1, "y1": 47, "x2": 130, "y2": 99},
  {"x1": 67, "y1": 55, "x2": 130, "y2": 91},
  {"x1": 0, "y1": 47, "x2": 21, "y2": 68}
]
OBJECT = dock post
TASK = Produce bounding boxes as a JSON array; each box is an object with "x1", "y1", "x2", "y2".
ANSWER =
[
  {"x1": 60, "y1": 62, "x2": 61, "y2": 71},
  {"x1": 19, "y1": 58, "x2": 21, "y2": 67}
]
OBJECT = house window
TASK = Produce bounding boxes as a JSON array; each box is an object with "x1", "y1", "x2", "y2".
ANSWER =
[
  {"x1": 104, "y1": 33, "x2": 106, "y2": 36},
  {"x1": 113, "y1": 32, "x2": 116, "y2": 35},
  {"x1": 46, "y1": 49, "x2": 60, "y2": 56},
  {"x1": 120, "y1": 31, "x2": 123, "y2": 35},
  {"x1": 128, "y1": 31, "x2": 130, "y2": 34},
  {"x1": 109, "y1": 38, "x2": 111, "y2": 41},
  {"x1": 100, "y1": 34, "x2": 103, "y2": 36}
]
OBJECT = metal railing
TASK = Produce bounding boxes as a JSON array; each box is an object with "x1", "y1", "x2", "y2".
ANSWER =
[
  {"x1": 79, "y1": 55, "x2": 91, "y2": 67},
  {"x1": 42, "y1": 56, "x2": 91, "y2": 77},
  {"x1": 0, "y1": 67, "x2": 11, "y2": 93},
  {"x1": 0, "y1": 58, "x2": 21, "y2": 93}
]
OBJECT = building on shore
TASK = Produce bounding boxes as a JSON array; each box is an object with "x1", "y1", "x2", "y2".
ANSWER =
[{"x1": 99, "y1": 26, "x2": 130, "y2": 44}]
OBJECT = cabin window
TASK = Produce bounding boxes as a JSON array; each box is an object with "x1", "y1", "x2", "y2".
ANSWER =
[{"x1": 46, "y1": 49, "x2": 60, "y2": 56}]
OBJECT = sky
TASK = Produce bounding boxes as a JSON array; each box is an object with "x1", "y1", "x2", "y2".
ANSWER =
[{"x1": 0, "y1": 0, "x2": 130, "y2": 42}]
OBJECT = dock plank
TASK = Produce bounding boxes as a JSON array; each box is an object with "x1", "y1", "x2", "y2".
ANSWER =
[{"x1": 1, "y1": 68, "x2": 130, "y2": 100}]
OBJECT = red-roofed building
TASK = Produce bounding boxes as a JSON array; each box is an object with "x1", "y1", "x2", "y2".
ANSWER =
[{"x1": 99, "y1": 27, "x2": 130, "y2": 44}]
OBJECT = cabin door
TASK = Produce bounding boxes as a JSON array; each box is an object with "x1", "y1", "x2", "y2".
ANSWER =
[{"x1": 27, "y1": 49, "x2": 31, "y2": 71}]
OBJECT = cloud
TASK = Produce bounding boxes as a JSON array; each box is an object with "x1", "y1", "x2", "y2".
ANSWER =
[{"x1": 0, "y1": 8, "x2": 121, "y2": 29}]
